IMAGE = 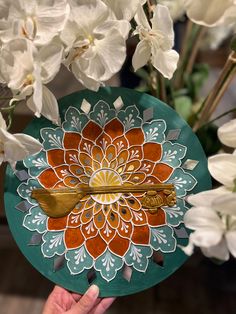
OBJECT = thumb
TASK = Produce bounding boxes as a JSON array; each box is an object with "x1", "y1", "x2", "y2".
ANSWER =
[{"x1": 68, "y1": 285, "x2": 99, "y2": 314}]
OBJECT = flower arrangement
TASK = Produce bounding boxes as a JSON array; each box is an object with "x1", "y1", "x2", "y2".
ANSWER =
[{"x1": 0, "y1": 0, "x2": 236, "y2": 263}]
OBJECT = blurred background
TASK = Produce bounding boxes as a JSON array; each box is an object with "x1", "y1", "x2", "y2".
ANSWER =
[{"x1": 1, "y1": 24, "x2": 236, "y2": 314}]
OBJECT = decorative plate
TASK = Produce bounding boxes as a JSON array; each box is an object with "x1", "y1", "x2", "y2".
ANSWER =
[{"x1": 4, "y1": 87, "x2": 211, "y2": 297}]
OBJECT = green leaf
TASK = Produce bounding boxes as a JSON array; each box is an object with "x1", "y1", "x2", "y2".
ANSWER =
[
  {"x1": 185, "y1": 63, "x2": 209, "y2": 100},
  {"x1": 196, "y1": 124, "x2": 221, "y2": 157},
  {"x1": 135, "y1": 68, "x2": 150, "y2": 82},
  {"x1": 174, "y1": 96, "x2": 192, "y2": 121}
]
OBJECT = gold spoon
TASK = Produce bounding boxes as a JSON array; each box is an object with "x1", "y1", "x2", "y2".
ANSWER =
[{"x1": 31, "y1": 184, "x2": 176, "y2": 218}]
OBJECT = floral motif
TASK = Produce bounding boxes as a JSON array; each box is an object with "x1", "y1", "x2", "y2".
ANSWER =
[{"x1": 18, "y1": 99, "x2": 197, "y2": 282}]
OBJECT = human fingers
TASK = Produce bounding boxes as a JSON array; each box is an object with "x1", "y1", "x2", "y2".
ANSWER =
[
  {"x1": 71, "y1": 293, "x2": 82, "y2": 302},
  {"x1": 90, "y1": 297, "x2": 116, "y2": 314},
  {"x1": 67, "y1": 285, "x2": 99, "y2": 314}
]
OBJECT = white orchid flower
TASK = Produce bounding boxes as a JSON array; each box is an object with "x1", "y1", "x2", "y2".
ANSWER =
[
  {"x1": 218, "y1": 119, "x2": 236, "y2": 148},
  {"x1": 102, "y1": 0, "x2": 146, "y2": 21},
  {"x1": 208, "y1": 119, "x2": 236, "y2": 190},
  {"x1": 0, "y1": 113, "x2": 42, "y2": 169},
  {"x1": 0, "y1": 38, "x2": 62, "y2": 124},
  {"x1": 182, "y1": 118, "x2": 236, "y2": 261},
  {"x1": 132, "y1": 4, "x2": 179, "y2": 79},
  {"x1": 0, "y1": 0, "x2": 70, "y2": 46},
  {"x1": 182, "y1": 189, "x2": 236, "y2": 261},
  {"x1": 184, "y1": 0, "x2": 236, "y2": 27},
  {"x1": 158, "y1": 0, "x2": 185, "y2": 21},
  {"x1": 61, "y1": 0, "x2": 129, "y2": 91}
]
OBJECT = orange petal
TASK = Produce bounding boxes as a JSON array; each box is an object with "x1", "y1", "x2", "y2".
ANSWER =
[
  {"x1": 131, "y1": 225, "x2": 150, "y2": 245},
  {"x1": 65, "y1": 150, "x2": 79, "y2": 165},
  {"x1": 63, "y1": 132, "x2": 81, "y2": 150},
  {"x1": 123, "y1": 160, "x2": 141, "y2": 173},
  {"x1": 96, "y1": 132, "x2": 112, "y2": 151},
  {"x1": 79, "y1": 152, "x2": 93, "y2": 168},
  {"x1": 132, "y1": 209, "x2": 147, "y2": 226},
  {"x1": 104, "y1": 118, "x2": 124, "y2": 139},
  {"x1": 109, "y1": 159, "x2": 118, "y2": 170},
  {"x1": 123, "y1": 172, "x2": 146, "y2": 185},
  {"x1": 54, "y1": 182, "x2": 66, "y2": 189},
  {"x1": 146, "y1": 208, "x2": 166, "y2": 227},
  {"x1": 47, "y1": 149, "x2": 65, "y2": 167},
  {"x1": 81, "y1": 208, "x2": 93, "y2": 224},
  {"x1": 67, "y1": 213, "x2": 82, "y2": 228},
  {"x1": 69, "y1": 165, "x2": 84, "y2": 177},
  {"x1": 143, "y1": 143, "x2": 162, "y2": 162},
  {"x1": 86, "y1": 235, "x2": 107, "y2": 258},
  {"x1": 143, "y1": 175, "x2": 161, "y2": 184},
  {"x1": 92, "y1": 145, "x2": 103, "y2": 162},
  {"x1": 82, "y1": 121, "x2": 102, "y2": 142},
  {"x1": 128, "y1": 145, "x2": 143, "y2": 161},
  {"x1": 118, "y1": 205, "x2": 132, "y2": 222},
  {"x1": 123, "y1": 196, "x2": 141, "y2": 211},
  {"x1": 109, "y1": 233, "x2": 130, "y2": 257},
  {"x1": 125, "y1": 128, "x2": 144, "y2": 146},
  {"x1": 79, "y1": 175, "x2": 90, "y2": 184},
  {"x1": 38, "y1": 168, "x2": 60, "y2": 188},
  {"x1": 107, "y1": 211, "x2": 119, "y2": 229},
  {"x1": 79, "y1": 138, "x2": 94, "y2": 155},
  {"x1": 65, "y1": 227, "x2": 84, "y2": 249},
  {"x1": 63, "y1": 176, "x2": 80, "y2": 188},
  {"x1": 94, "y1": 212, "x2": 106, "y2": 229},
  {"x1": 117, "y1": 220, "x2": 133, "y2": 239},
  {"x1": 99, "y1": 223, "x2": 116, "y2": 243},
  {"x1": 101, "y1": 158, "x2": 109, "y2": 168},
  {"x1": 47, "y1": 216, "x2": 68, "y2": 231},
  {"x1": 113, "y1": 135, "x2": 128, "y2": 154},
  {"x1": 81, "y1": 221, "x2": 98, "y2": 239},
  {"x1": 139, "y1": 160, "x2": 155, "y2": 175},
  {"x1": 105, "y1": 144, "x2": 117, "y2": 162},
  {"x1": 84, "y1": 198, "x2": 95, "y2": 210},
  {"x1": 152, "y1": 163, "x2": 174, "y2": 182},
  {"x1": 54, "y1": 165, "x2": 70, "y2": 179}
]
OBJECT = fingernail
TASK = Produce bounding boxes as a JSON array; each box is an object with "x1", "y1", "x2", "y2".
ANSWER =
[{"x1": 87, "y1": 284, "x2": 99, "y2": 298}]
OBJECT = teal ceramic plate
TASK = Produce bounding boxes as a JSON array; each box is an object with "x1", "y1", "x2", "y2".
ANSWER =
[{"x1": 4, "y1": 87, "x2": 211, "y2": 297}]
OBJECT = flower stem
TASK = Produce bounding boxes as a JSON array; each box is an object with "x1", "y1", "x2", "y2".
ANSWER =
[
  {"x1": 185, "y1": 26, "x2": 206, "y2": 76},
  {"x1": 148, "y1": 62, "x2": 159, "y2": 98},
  {"x1": 193, "y1": 51, "x2": 236, "y2": 132},
  {"x1": 0, "y1": 101, "x2": 17, "y2": 130},
  {"x1": 175, "y1": 22, "x2": 205, "y2": 89},
  {"x1": 174, "y1": 20, "x2": 194, "y2": 89},
  {"x1": 198, "y1": 107, "x2": 236, "y2": 129},
  {"x1": 158, "y1": 74, "x2": 167, "y2": 103}
]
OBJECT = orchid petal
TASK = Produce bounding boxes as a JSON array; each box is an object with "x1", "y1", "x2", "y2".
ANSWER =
[
  {"x1": 184, "y1": 206, "x2": 224, "y2": 231},
  {"x1": 151, "y1": 4, "x2": 174, "y2": 47},
  {"x1": 218, "y1": 119, "x2": 236, "y2": 148},
  {"x1": 0, "y1": 113, "x2": 7, "y2": 130},
  {"x1": 39, "y1": 43, "x2": 63, "y2": 83},
  {"x1": 132, "y1": 39, "x2": 151, "y2": 72},
  {"x1": 134, "y1": 4, "x2": 150, "y2": 30},
  {"x1": 151, "y1": 47, "x2": 179, "y2": 79},
  {"x1": 226, "y1": 231, "x2": 236, "y2": 258},
  {"x1": 212, "y1": 194, "x2": 236, "y2": 216},
  {"x1": 41, "y1": 86, "x2": 60, "y2": 125},
  {"x1": 190, "y1": 229, "x2": 223, "y2": 248},
  {"x1": 184, "y1": 0, "x2": 234, "y2": 27},
  {"x1": 187, "y1": 187, "x2": 231, "y2": 207},
  {"x1": 208, "y1": 154, "x2": 236, "y2": 188},
  {"x1": 201, "y1": 239, "x2": 230, "y2": 261},
  {"x1": 103, "y1": 0, "x2": 144, "y2": 21}
]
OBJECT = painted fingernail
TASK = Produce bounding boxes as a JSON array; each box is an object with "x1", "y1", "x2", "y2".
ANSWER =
[{"x1": 87, "y1": 284, "x2": 99, "y2": 298}]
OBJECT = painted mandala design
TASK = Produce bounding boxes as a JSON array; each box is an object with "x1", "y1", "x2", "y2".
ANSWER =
[{"x1": 17, "y1": 99, "x2": 197, "y2": 282}]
